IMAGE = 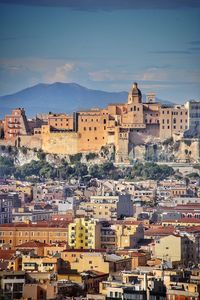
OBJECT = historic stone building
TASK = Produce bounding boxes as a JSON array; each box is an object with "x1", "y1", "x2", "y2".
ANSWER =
[{"x1": 3, "y1": 83, "x2": 198, "y2": 162}]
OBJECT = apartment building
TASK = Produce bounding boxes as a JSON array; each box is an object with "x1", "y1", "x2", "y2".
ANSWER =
[
  {"x1": 0, "y1": 222, "x2": 68, "y2": 247},
  {"x1": 68, "y1": 217, "x2": 101, "y2": 249},
  {"x1": 4, "y1": 108, "x2": 29, "y2": 141}
]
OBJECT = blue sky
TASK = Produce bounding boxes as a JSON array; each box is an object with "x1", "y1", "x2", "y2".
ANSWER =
[{"x1": 0, "y1": 0, "x2": 200, "y2": 103}]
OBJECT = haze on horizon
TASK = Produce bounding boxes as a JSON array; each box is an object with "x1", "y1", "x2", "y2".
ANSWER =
[{"x1": 0, "y1": 0, "x2": 200, "y2": 104}]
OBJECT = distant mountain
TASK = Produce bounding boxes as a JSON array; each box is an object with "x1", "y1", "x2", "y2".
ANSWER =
[{"x1": 0, "y1": 82, "x2": 173, "y2": 118}]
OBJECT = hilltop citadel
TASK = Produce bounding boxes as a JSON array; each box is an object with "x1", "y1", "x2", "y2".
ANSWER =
[{"x1": 1, "y1": 82, "x2": 200, "y2": 163}]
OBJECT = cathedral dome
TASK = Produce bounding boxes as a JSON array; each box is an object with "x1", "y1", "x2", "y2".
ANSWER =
[{"x1": 131, "y1": 82, "x2": 142, "y2": 97}]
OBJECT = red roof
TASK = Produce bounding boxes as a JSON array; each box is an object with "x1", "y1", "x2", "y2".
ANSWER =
[
  {"x1": 181, "y1": 226, "x2": 200, "y2": 233},
  {"x1": 62, "y1": 249, "x2": 106, "y2": 253},
  {"x1": 0, "y1": 221, "x2": 69, "y2": 228},
  {"x1": 145, "y1": 226, "x2": 175, "y2": 236},
  {"x1": 15, "y1": 240, "x2": 50, "y2": 248},
  {"x1": 0, "y1": 250, "x2": 15, "y2": 260},
  {"x1": 162, "y1": 218, "x2": 200, "y2": 223}
]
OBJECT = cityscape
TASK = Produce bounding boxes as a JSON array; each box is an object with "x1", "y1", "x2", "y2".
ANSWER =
[{"x1": 0, "y1": 1, "x2": 200, "y2": 300}]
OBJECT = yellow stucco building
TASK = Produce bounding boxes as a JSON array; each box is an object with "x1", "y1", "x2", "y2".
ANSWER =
[{"x1": 68, "y1": 217, "x2": 101, "y2": 249}]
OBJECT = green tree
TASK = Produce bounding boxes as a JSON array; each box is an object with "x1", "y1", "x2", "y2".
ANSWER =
[{"x1": 0, "y1": 156, "x2": 15, "y2": 178}]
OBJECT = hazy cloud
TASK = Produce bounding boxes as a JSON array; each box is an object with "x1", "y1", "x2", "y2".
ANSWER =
[
  {"x1": 188, "y1": 47, "x2": 200, "y2": 52},
  {"x1": 189, "y1": 40, "x2": 200, "y2": 45},
  {"x1": 150, "y1": 50, "x2": 191, "y2": 54},
  {"x1": 135, "y1": 68, "x2": 200, "y2": 84},
  {"x1": 0, "y1": 0, "x2": 200, "y2": 10},
  {"x1": 44, "y1": 63, "x2": 76, "y2": 83},
  {"x1": 0, "y1": 35, "x2": 39, "y2": 42}
]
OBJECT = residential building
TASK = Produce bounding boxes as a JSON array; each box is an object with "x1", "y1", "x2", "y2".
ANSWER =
[
  {"x1": 0, "y1": 271, "x2": 25, "y2": 299},
  {"x1": 0, "y1": 193, "x2": 21, "y2": 224},
  {"x1": 0, "y1": 221, "x2": 68, "y2": 248},
  {"x1": 80, "y1": 194, "x2": 133, "y2": 221},
  {"x1": 112, "y1": 221, "x2": 144, "y2": 249},
  {"x1": 4, "y1": 108, "x2": 29, "y2": 141},
  {"x1": 61, "y1": 249, "x2": 132, "y2": 274},
  {"x1": 68, "y1": 217, "x2": 101, "y2": 249},
  {"x1": 154, "y1": 234, "x2": 194, "y2": 266}
]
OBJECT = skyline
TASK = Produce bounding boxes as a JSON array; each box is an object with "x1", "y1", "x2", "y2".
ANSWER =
[{"x1": 0, "y1": 0, "x2": 200, "y2": 103}]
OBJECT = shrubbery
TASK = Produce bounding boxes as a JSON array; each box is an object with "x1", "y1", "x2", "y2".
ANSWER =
[
  {"x1": 69, "y1": 153, "x2": 82, "y2": 164},
  {"x1": 0, "y1": 153, "x2": 175, "y2": 182},
  {"x1": 0, "y1": 156, "x2": 15, "y2": 178},
  {"x1": 86, "y1": 152, "x2": 98, "y2": 161}
]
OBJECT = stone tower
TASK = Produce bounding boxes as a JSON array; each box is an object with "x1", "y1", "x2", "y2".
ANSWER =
[
  {"x1": 146, "y1": 92, "x2": 156, "y2": 103},
  {"x1": 128, "y1": 82, "x2": 142, "y2": 104}
]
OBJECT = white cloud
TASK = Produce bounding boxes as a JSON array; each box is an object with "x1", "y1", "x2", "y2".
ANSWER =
[
  {"x1": 44, "y1": 63, "x2": 76, "y2": 83},
  {"x1": 135, "y1": 67, "x2": 200, "y2": 84},
  {"x1": 135, "y1": 68, "x2": 168, "y2": 81}
]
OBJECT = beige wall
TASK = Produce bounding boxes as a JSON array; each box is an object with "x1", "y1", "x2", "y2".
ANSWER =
[
  {"x1": 155, "y1": 235, "x2": 181, "y2": 263},
  {"x1": 159, "y1": 106, "x2": 188, "y2": 140},
  {"x1": 176, "y1": 139, "x2": 200, "y2": 162},
  {"x1": 61, "y1": 251, "x2": 110, "y2": 273},
  {"x1": 77, "y1": 110, "x2": 108, "y2": 152}
]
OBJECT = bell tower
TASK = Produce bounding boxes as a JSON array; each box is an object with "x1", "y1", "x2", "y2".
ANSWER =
[
  {"x1": 128, "y1": 82, "x2": 142, "y2": 104},
  {"x1": 146, "y1": 92, "x2": 156, "y2": 103}
]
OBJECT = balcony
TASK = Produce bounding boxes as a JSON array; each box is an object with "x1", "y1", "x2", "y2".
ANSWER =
[
  {"x1": 3, "y1": 279, "x2": 25, "y2": 284},
  {"x1": 8, "y1": 121, "x2": 20, "y2": 125}
]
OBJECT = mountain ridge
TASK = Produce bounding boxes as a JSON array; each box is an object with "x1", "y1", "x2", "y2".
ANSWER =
[{"x1": 0, "y1": 82, "x2": 173, "y2": 118}]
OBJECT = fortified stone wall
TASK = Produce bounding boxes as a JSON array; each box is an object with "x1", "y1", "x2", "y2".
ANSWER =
[
  {"x1": 20, "y1": 135, "x2": 42, "y2": 149},
  {"x1": 42, "y1": 131, "x2": 80, "y2": 155}
]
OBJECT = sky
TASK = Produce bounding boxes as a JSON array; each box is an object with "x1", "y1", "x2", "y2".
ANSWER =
[{"x1": 0, "y1": 0, "x2": 200, "y2": 103}]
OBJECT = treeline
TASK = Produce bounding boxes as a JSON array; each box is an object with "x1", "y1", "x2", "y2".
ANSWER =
[{"x1": 0, "y1": 156, "x2": 175, "y2": 182}]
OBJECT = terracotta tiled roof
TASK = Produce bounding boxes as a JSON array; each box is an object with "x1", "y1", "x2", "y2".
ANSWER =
[
  {"x1": 181, "y1": 226, "x2": 200, "y2": 233},
  {"x1": 162, "y1": 218, "x2": 200, "y2": 223},
  {"x1": 62, "y1": 249, "x2": 106, "y2": 253},
  {"x1": 145, "y1": 226, "x2": 175, "y2": 236},
  {"x1": 0, "y1": 250, "x2": 15, "y2": 260},
  {"x1": 15, "y1": 241, "x2": 50, "y2": 248},
  {"x1": 0, "y1": 221, "x2": 69, "y2": 228}
]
